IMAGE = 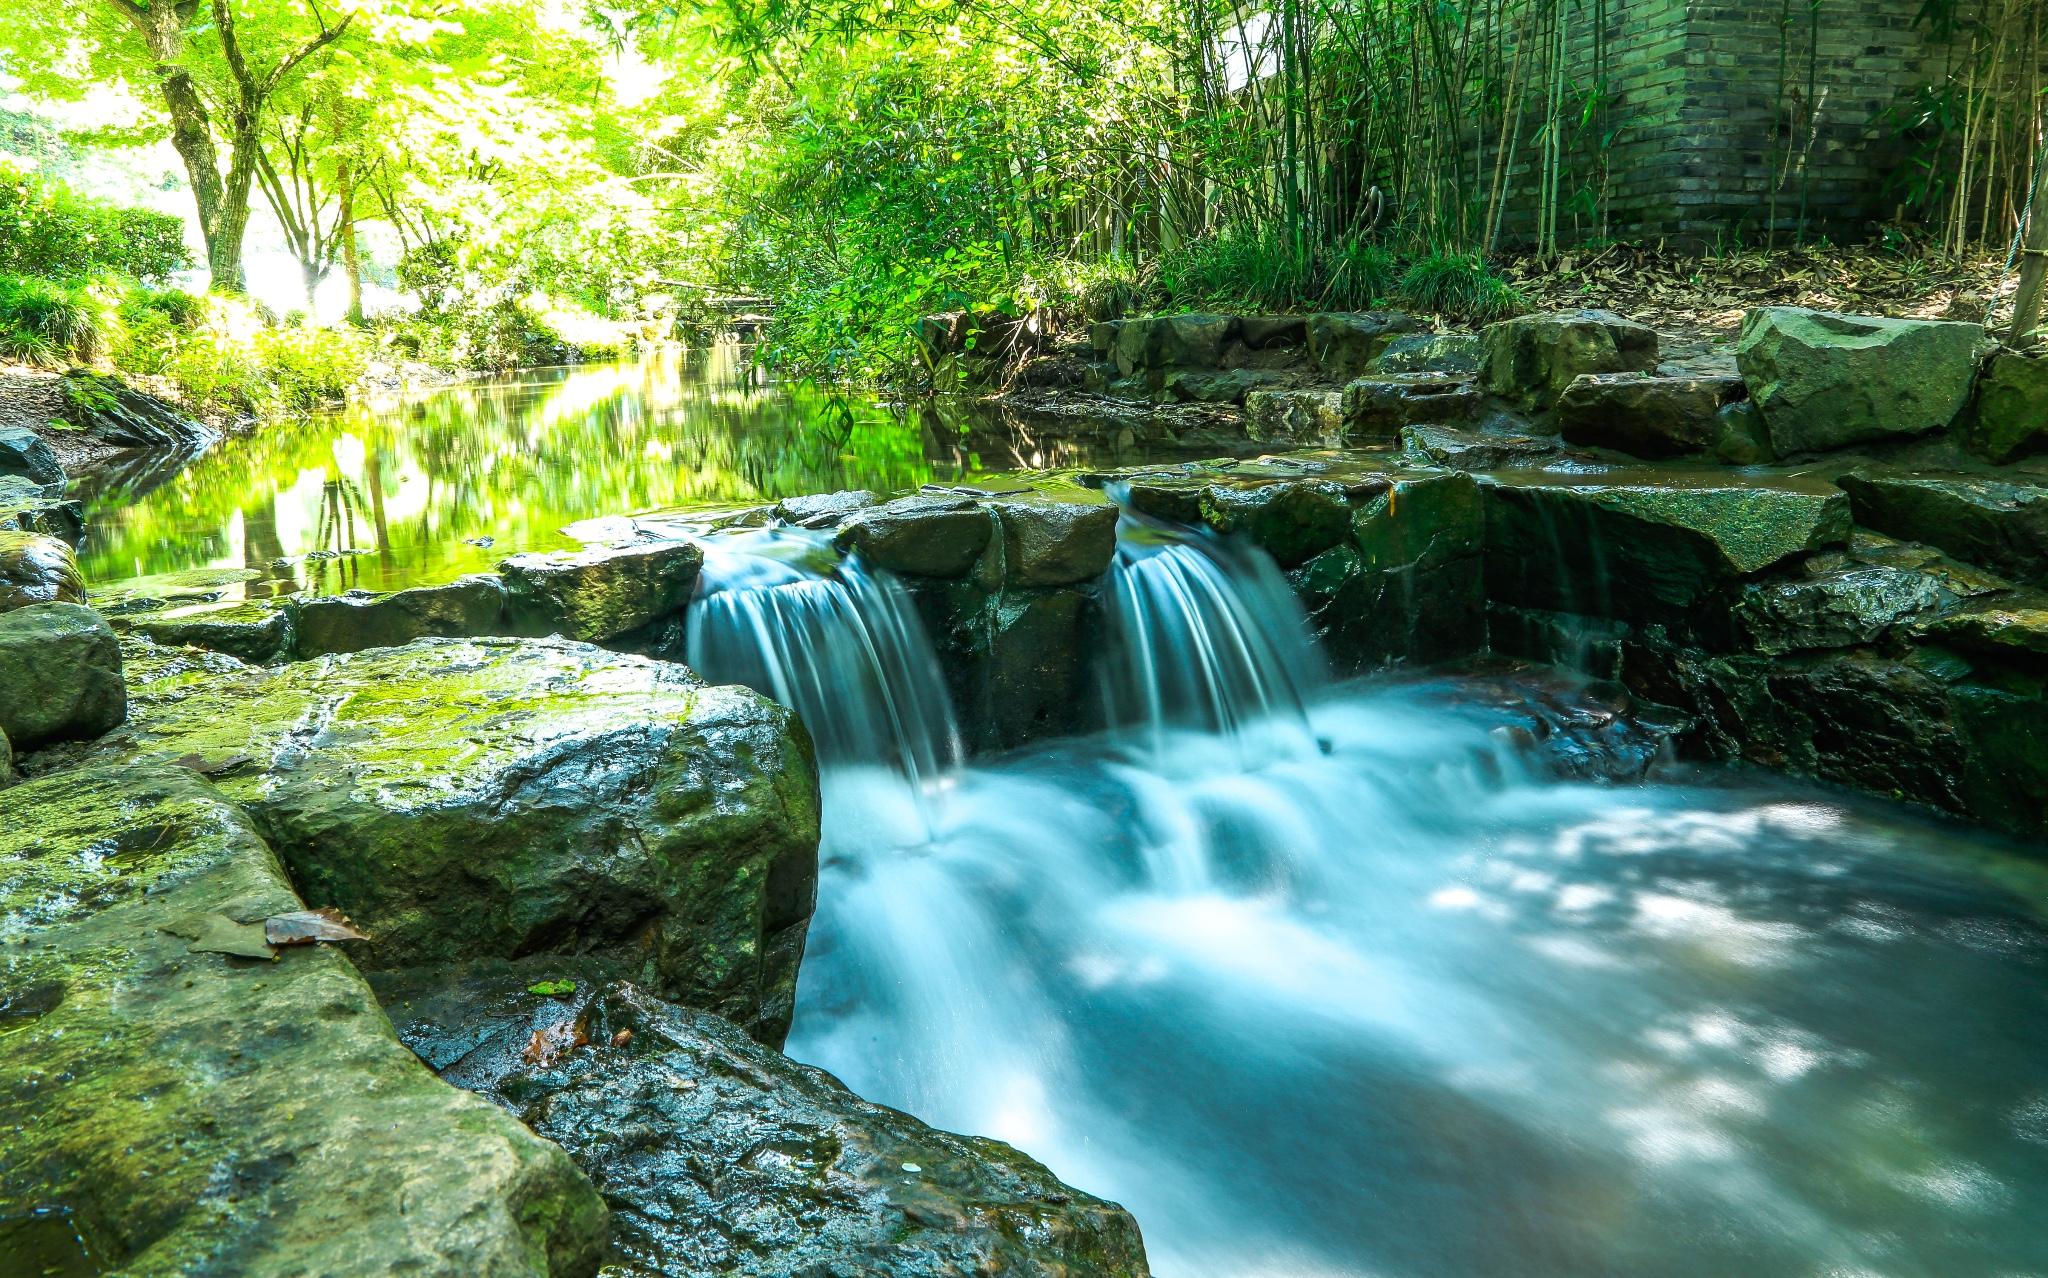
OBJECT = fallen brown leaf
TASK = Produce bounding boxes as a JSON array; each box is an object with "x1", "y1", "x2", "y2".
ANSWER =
[{"x1": 264, "y1": 907, "x2": 369, "y2": 946}]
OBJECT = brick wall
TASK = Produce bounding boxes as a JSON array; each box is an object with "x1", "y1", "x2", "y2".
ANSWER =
[{"x1": 1489, "y1": 0, "x2": 1941, "y2": 248}]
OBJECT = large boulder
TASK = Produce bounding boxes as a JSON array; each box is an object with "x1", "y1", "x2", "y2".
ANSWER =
[
  {"x1": 384, "y1": 977, "x2": 1152, "y2": 1278},
  {"x1": 0, "y1": 423, "x2": 63, "y2": 489},
  {"x1": 57, "y1": 368, "x2": 217, "y2": 451},
  {"x1": 97, "y1": 636, "x2": 820, "y2": 1044},
  {"x1": 1554, "y1": 373, "x2": 1746, "y2": 459},
  {"x1": 992, "y1": 497, "x2": 1118, "y2": 587},
  {"x1": 1838, "y1": 471, "x2": 2048, "y2": 585},
  {"x1": 1484, "y1": 476, "x2": 1853, "y2": 619},
  {"x1": 502, "y1": 540, "x2": 702, "y2": 643},
  {"x1": 1307, "y1": 311, "x2": 1425, "y2": 381},
  {"x1": 1964, "y1": 350, "x2": 2048, "y2": 464},
  {"x1": 834, "y1": 496, "x2": 994, "y2": 578},
  {"x1": 0, "y1": 530, "x2": 85, "y2": 612},
  {"x1": 1479, "y1": 310, "x2": 1658, "y2": 412},
  {"x1": 1736, "y1": 308, "x2": 1983, "y2": 453},
  {"x1": 0, "y1": 764, "x2": 609, "y2": 1278},
  {"x1": 1115, "y1": 314, "x2": 1236, "y2": 373},
  {"x1": 295, "y1": 574, "x2": 507, "y2": 657},
  {"x1": 0, "y1": 602, "x2": 124, "y2": 749}
]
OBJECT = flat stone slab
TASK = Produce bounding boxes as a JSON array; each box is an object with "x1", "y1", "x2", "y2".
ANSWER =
[
  {"x1": 501, "y1": 539, "x2": 703, "y2": 643},
  {"x1": 1839, "y1": 471, "x2": 2048, "y2": 586},
  {"x1": 0, "y1": 763, "x2": 608, "y2": 1277},
  {"x1": 82, "y1": 635, "x2": 820, "y2": 1044}
]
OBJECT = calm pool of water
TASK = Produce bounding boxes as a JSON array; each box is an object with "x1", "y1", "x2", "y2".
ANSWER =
[{"x1": 72, "y1": 350, "x2": 1156, "y2": 600}]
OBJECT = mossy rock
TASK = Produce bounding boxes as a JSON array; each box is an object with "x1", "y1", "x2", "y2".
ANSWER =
[
  {"x1": 0, "y1": 763, "x2": 609, "y2": 1277},
  {"x1": 390, "y1": 977, "x2": 1153, "y2": 1278},
  {"x1": 0, "y1": 530, "x2": 85, "y2": 613},
  {"x1": 1478, "y1": 310, "x2": 1658, "y2": 412},
  {"x1": 1199, "y1": 478, "x2": 1353, "y2": 568},
  {"x1": 293, "y1": 574, "x2": 507, "y2": 657},
  {"x1": 501, "y1": 540, "x2": 703, "y2": 643},
  {"x1": 93, "y1": 636, "x2": 821, "y2": 1044},
  {"x1": 1839, "y1": 470, "x2": 2048, "y2": 586},
  {"x1": 1737, "y1": 308, "x2": 1984, "y2": 453},
  {"x1": 119, "y1": 598, "x2": 295, "y2": 665},
  {"x1": 1306, "y1": 311, "x2": 1425, "y2": 381},
  {"x1": 1554, "y1": 373, "x2": 1745, "y2": 460},
  {"x1": 991, "y1": 497, "x2": 1119, "y2": 587},
  {"x1": 1484, "y1": 476, "x2": 1853, "y2": 620},
  {"x1": 834, "y1": 496, "x2": 994, "y2": 579},
  {"x1": 0, "y1": 424, "x2": 63, "y2": 489},
  {"x1": 0, "y1": 602, "x2": 125, "y2": 750},
  {"x1": 0, "y1": 474, "x2": 85, "y2": 546}
]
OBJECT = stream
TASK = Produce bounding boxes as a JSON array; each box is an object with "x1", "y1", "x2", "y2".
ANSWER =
[{"x1": 81, "y1": 362, "x2": 2048, "y2": 1278}]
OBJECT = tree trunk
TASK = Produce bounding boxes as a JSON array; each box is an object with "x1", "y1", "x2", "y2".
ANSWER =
[
  {"x1": 123, "y1": 2, "x2": 239, "y2": 290},
  {"x1": 340, "y1": 163, "x2": 365, "y2": 325}
]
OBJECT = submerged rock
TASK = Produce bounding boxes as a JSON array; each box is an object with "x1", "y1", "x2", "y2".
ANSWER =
[
  {"x1": 502, "y1": 539, "x2": 703, "y2": 643},
  {"x1": 385, "y1": 976, "x2": 1151, "y2": 1278},
  {"x1": 0, "y1": 602, "x2": 124, "y2": 750},
  {"x1": 0, "y1": 764, "x2": 608, "y2": 1277},
  {"x1": 1838, "y1": 471, "x2": 2048, "y2": 585},
  {"x1": 1484, "y1": 476, "x2": 1853, "y2": 619},
  {"x1": 97, "y1": 636, "x2": 820, "y2": 1044},
  {"x1": 1479, "y1": 310, "x2": 1659, "y2": 412},
  {"x1": 294, "y1": 574, "x2": 507, "y2": 657},
  {"x1": 0, "y1": 530, "x2": 85, "y2": 612},
  {"x1": 1554, "y1": 372, "x2": 1746, "y2": 459},
  {"x1": 1737, "y1": 307, "x2": 1983, "y2": 453}
]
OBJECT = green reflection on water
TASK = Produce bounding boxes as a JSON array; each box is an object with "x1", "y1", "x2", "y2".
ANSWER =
[{"x1": 76, "y1": 350, "x2": 1047, "y2": 599}]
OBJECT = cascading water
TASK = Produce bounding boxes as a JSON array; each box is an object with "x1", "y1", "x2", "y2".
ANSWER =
[{"x1": 709, "y1": 511, "x2": 2048, "y2": 1278}]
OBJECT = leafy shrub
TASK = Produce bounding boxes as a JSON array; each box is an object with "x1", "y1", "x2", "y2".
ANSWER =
[
  {"x1": 1394, "y1": 252, "x2": 1526, "y2": 322},
  {"x1": 0, "y1": 273, "x2": 108, "y2": 365},
  {"x1": 0, "y1": 168, "x2": 190, "y2": 284}
]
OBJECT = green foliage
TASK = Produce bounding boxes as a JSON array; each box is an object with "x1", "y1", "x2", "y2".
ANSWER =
[
  {"x1": 0, "y1": 274, "x2": 109, "y2": 365},
  {"x1": 1395, "y1": 253, "x2": 1527, "y2": 322},
  {"x1": 0, "y1": 167, "x2": 189, "y2": 284}
]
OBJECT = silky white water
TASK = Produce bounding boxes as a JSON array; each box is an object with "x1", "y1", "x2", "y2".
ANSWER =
[{"x1": 696, "y1": 515, "x2": 2048, "y2": 1278}]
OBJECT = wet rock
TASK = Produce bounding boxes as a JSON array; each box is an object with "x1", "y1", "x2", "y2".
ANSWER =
[
  {"x1": 1294, "y1": 472, "x2": 1485, "y2": 669},
  {"x1": 1244, "y1": 388, "x2": 1345, "y2": 444},
  {"x1": 1479, "y1": 310, "x2": 1659, "y2": 412},
  {"x1": 1737, "y1": 307, "x2": 1984, "y2": 453},
  {"x1": 1164, "y1": 367, "x2": 1288, "y2": 404},
  {"x1": 774, "y1": 489, "x2": 879, "y2": 529},
  {"x1": 0, "y1": 764, "x2": 609, "y2": 1278},
  {"x1": 1919, "y1": 595, "x2": 2048, "y2": 662},
  {"x1": 1485, "y1": 605, "x2": 1633, "y2": 680},
  {"x1": 295, "y1": 574, "x2": 507, "y2": 657},
  {"x1": 1729, "y1": 563, "x2": 1968, "y2": 655},
  {"x1": 935, "y1": 580, "x2": 1101, "y2": 750},
  {"x1": 1554, "y1": 372, "x2": 1746, "y2": 459},
  {"x1": 57, "y1": 368, "x2": 217, "y2": 451},
  {"x1": 1116, "y1": 314, "x2": 1237, "y2": 373},
  {"x1": 1838, "y1": 471, "x2": 2048, "y2": 584},
  {"x1": 1307, "y1": 311, "x2": 1426, "y2": 381},
  {"x1": 502, "y1": 539, "x2": 703, "y2": 642},
  {"x1": 0, "y1": 602, "x2": 124, "y2": 750},
  {"x1": 120, "y1": 598, "x2": 296, "y2": 665},
  {"x1": 389, "y1": 978, "x2": 1151, "y2": 1278},
  {"x1": 1199, "y1": 478, "x2": 1354, "y2": 568},
  {"x1": 0, "y1": 474, "x2": 84, "y2": 546},
  {"x1": 0, "y1": 530, "x2": 84, "y2": 612},
  {"x1": 835, "y1": 496, "x2": 994, "y2": 578},
  {"x1": 1484, "y1": 476, "x2": 1853, "y2": 619},
  {"x1": 0, "y1": 424, "x2": 63, "y2": 489},
  {"x1": 1340, "y1": 375, "x2": 1483, "y2": 441},
  {"x1": 0, "y1": 724, "x2": 11, "y2": 787},
  {"x1": 98, "y1": 636, "x2": 820, "y2": 1044},
  {"x1": 1963, "y1": 350, "x2": 2048, "y2": 464},
  {"x1": 1368, "y1": 332, "x2": 1484, "y2": 376},
  {"x1": 1239, "y1": 314, "x2": 1308, "y2": 349},
  {"x1": 1709, "y1": 400, "x2": 1776, "y2": 465},
  {"x1": 1399, "y1": 421, "x2": 1561, "y2": 470},
  {"x1": 994, "y1": 497, "x2": 1119, "y2": 586}
]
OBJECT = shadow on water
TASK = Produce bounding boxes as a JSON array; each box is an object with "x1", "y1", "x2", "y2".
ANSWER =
[
  {"x1": 74, "y1": 347, "x2": 1176, "y2": 599},
  {"x1": 701, "y1": 513, "x2": 2048, "y2": 1278}
]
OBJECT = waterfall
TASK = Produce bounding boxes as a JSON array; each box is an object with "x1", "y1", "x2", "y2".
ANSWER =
[
  {"x1": 1098, "y1": 505, "x2": 1326, "y2": 758},
  {"x1": 685, "y1": 527, "x2": 962, "y2": 788}
]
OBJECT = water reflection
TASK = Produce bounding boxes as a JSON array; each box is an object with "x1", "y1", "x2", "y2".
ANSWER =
[{"x1": 75, "y1": 348, "x2": 1153, "y2": 598}]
